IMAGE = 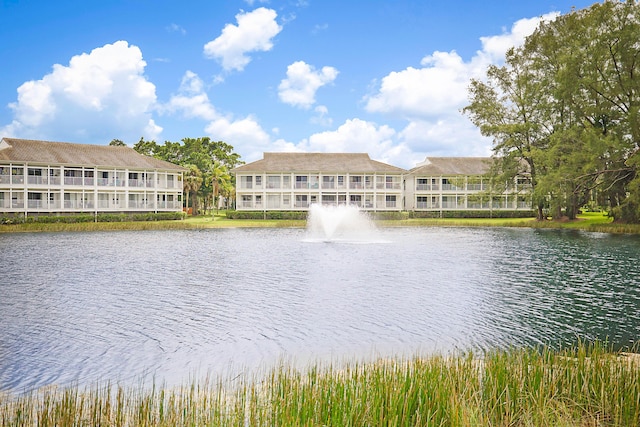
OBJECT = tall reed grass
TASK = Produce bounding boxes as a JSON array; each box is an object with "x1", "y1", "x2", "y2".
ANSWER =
[{"x1": 1, "y1": 342, "x2": 638, "y2": 426}]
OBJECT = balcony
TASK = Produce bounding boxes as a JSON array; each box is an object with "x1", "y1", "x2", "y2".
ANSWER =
[
  {"x1": 64, "y1": 176, "x2": 84, "y2": 186},
  {"x1": 27, "y1": 176, "x2": 48, "y2": 185}
]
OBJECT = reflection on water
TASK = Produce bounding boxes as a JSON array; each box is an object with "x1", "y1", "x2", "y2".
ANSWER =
[{"x1": 0, "y1": 227, "x2": 639, "y2": 392}]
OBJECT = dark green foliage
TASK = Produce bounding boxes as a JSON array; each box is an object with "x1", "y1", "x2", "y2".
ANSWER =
[
  {"x1": 465, "y1": 1, "x2": 640, "y2": 222},
  {"x1": 226, "y1": 211, "x2": 307, "y2": 220},
  {"x1": 369, "y1": 211, "x2": 409, "y2": 220},
  {"x1": 133, "y1": 137, "x2": 242, "y2": 214},
  {"x1": 409, "y1": 210, "x2": 536, "y2": 219},
  {"x1": 0, "y1": 212, "x2": 184, "y2": 225}
]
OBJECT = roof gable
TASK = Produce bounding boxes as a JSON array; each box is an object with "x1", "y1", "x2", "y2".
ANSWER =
[
  {"x1": 409, "y1": 157, "x2": 493, "y2": 176},
  {"x1": 232, "y1": 152, "x2": 406, "y2": 174},
  {"x1": 0, "y1": 138, "x2": 186, "y2": 171}
]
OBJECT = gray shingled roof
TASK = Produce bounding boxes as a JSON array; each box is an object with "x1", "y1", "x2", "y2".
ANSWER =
[
  {"x1": 232, "y1": 152, "x2": 406, "y2": 174},
  {"x1": 409, "y1": 157, "x2": 493, "y2": 175},
  {"x1": 0, "y1": 138, "x2": 186, "y2": 171}
]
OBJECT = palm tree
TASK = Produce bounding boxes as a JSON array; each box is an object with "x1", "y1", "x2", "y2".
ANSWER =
[
  {"x1": 183, "y1": 165, "x2": 203, "y2": 215},
  {"x1": 211, "y1": 162, "x2": 231, "y2": 214}
]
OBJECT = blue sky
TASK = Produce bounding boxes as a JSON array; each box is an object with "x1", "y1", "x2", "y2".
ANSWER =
[{"x1": 0, "y1": 0, "x2": 597, "y2": 168}]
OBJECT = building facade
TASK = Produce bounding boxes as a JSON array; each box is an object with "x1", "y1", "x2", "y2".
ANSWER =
[
  {"x1": 232, "y1": 153, "x2": 406, "y2": 211},
  {"x1": 233, "y1": 153, "x2": 532, "y2": 213},
  {"x1": 0, "y1": 138, "x2": 185, "y2": 216},
  {"x1": 405, "y1": 157, "x2": 531, "y2": 212}
]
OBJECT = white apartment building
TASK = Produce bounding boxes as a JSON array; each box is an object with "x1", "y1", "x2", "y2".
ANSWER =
[
  {"x1": 0, "y1": 138, "x2": 185, "y2": 216},
  {"x1": 233, "y1": 153, "x2": 532, "y2": 213},
  {"x1": 405, "y1": 157, "x2": 532, "y2": 212},
  {"x1": 232, "y1": 153, "x2": 406, "y2": 211}
]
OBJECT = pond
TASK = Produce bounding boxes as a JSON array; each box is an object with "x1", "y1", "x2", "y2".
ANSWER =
[{"x1": 1, "y1": 223, "x2": 639, "y2": 392}]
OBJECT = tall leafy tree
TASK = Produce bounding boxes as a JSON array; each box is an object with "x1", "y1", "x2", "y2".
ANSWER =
[
  {"x1": 466, "y1": 0, "x2": 640, "y2": 222},
  {"x1": 464, "y1": 47, "x2": 553, "y2": 220},
  {"x1": 524, "y1": 0, "x2": 640, "y2": 220},
  {"x1": 133, "y1": 136, "x2": 243, "y2": 215}
]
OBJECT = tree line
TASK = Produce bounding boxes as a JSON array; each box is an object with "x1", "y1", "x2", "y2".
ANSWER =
[
  {"x1": 111, "y1": 137, "x2": 243, "y2": 215},
  {"x1": 464, "y1": 0, "x2": 640, "y2": 222}
]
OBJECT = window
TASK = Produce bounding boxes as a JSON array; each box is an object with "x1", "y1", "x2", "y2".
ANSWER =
[
  {"x1": 255, "y1": 175, "x2": 262, "y2": 188},
  {"x1": 417, "y1": 178, "x2": 429, "y2": 190},
  {"x1": 365, "y1": 176, "x2": 373, "y2": 189},
  {"x1": 267, "y1": 175, "x2": 280, "y2": 189},
  {"x1": 337, "y1": 176, "x2": 345, "y2": 188},
  {"x1": 442, "y1": 196, "x2": 456, "y2": 208},
  {"x1": 282, "y1": 175, "x2": 291, "y2": 189},
  {"x1": 295, "y1": 175, "x2": 308, "y2": 189},
  {"x1": 84, "y1": 170, "x2": 94, "y2": 185},
  {"x1": 416, "y1": 196, "x2": 428, "y2": 209},
  {"x1": 241, "y1": 176, "x2": 253, "y2": 189},
  {"x1": 467, "y1": 177, "x2": 482, "y2": 191},
  {"x1": 11, "y1": 167, "x2": 24, "y2": 184},
  {"x1": 321, "y1": 194, "x2": 337, "y2": 205},
  {"x1": 349, "y1": 176, "x2": 362, "y2": 189},
  {"x1": 309, "y1": 175, "x2": 319, "y2": 189},
  {"x1": 27, "y1": 192, "x2": 43, "y2": 209},
  {"x1": 322, "y1": 175, "x2": 335, "y2": 189},
  {"x1": 295, "y1": 194, "x2": 308, "y2": 208},
  {"x1": 385, "y1": 195, "x2": 396, "y2": 208},
  {"x1": 386, "y1": 176, "x2": 398, "y2": 189},
  {"x1": 365, "y1": 195, "x2": 374, "y2": 208},
  {"x1": 27, "y1": 168, "x2": 44, "y2": 185}
]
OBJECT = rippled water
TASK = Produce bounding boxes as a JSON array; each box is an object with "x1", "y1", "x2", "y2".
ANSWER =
[{"x1": 1, "y1": 226, "x2": 639, "y2": 392}]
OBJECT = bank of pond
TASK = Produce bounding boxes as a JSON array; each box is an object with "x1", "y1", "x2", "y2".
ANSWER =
[
  {"x1": 1, "y1": 343, "x2": 638, "y2": 426},
  {"x1": 2, "y1": 211, "x2": 640, "y2": 235}
]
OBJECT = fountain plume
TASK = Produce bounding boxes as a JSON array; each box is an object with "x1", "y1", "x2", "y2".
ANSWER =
[{"x1": 305, "y1": 204, "x2": 380, "y2": 243}]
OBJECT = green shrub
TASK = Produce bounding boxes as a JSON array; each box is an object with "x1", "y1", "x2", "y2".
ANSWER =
[
  {"x1": 409, "y1": 210, "x2": 536, "y2": 219},
  {"x1": 226, "y1": 211, "x2": 307, "y2": 220}
]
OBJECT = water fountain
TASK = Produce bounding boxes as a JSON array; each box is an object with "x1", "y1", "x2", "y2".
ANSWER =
[{"x1": 305, "y1": 203, "x2": 381, "y2": 243}]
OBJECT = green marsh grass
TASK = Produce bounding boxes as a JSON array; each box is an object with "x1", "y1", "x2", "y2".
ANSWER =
[{"x1": 2, "y1": 343, "x2": 639, "y2": 426}]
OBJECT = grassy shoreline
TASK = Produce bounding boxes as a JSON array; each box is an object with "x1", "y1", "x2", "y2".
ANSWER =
[
  {"x1": 2, "y1": 343, "x2": 638, "y2": 426},
  {"x1": 2, "y1": 211, "x2": 639, "y2": 234}
]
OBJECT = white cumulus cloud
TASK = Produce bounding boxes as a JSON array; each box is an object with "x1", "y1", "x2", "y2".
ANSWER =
[
  {"x1": 479, "y1": 12, "x2": 559, "y2": 61},
  {"x1": 364, "y1": 14, "x2": 558, "y2": 120},
  {"x1": 203, "y1": 7, "x2": 282, "y2": 72},
  {"x1": 361, "y1": 13, "x2": 558, "y2": 162},
  {"x1": 162, "y1": 71, "x2": 218, "y2": 121},
  {"x1": 1, "y1": 40, "x2": 161, "y2": 143},
  {"x1": 278, "y1": 61, "x2": 338, "y2": 109},
  {"x1": 159, "y1": 70, "x2": 278, "y2": 162}
]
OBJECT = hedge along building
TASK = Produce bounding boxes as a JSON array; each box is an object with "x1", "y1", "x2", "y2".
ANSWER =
[
  {"x1": 0, "y1": 138, "x2": 186, "y2": 217},
  {"x1": 232, "y1": 152, "x2": 406, "y2": 212},
  {"x1": 233, "y1": 153, "x2": 533, "y2": 215}
]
